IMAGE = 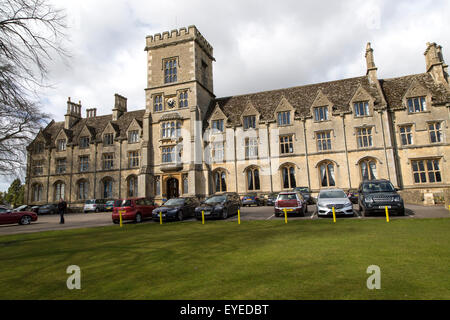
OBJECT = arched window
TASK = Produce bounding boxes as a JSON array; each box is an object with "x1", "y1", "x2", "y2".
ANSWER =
[
  {"x1": 32, "y1": 184, "x2": 43, "y2": 202},
  {"x1": 54, "y1": 181, "x2": 65, "y2": 201},
  {"x1": 128, "y1": 176, "x2": 138, "y2": 197},
  {"x1": 281, "y1": 164, "x2": 297, "y2": 189},
  {"x1": 78, "y1": 180, "x2": 89, "y2": 200},
  {"x1": 214, "y1": 170, "x2": 227, "y2": 193},
  {"x1": 102, "y1": 178, "x2": 113, "y2": 199},
  {"x1": 360, "y1": 159, "x2": 377, "y2": 181},
  {"x1": 319, "y1": 161, "x2": 336, "y2": 187},
  {"x1": 246, "y1": 167, "x2": 260, "y2": 191}
]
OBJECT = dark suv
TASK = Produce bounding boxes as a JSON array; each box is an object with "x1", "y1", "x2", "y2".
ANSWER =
[
  {"x1": 358, "y1": 180, "x2": 405, "y2": 216},
  {"x1": 293, "y1": 187, "x2": 314, "y2": 204},
  {"x1": 195, "y1": 192, "x2": 241, "y2": 220}
]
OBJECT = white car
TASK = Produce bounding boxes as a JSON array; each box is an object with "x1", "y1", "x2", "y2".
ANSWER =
[{"x1": 316, "y1": 189, "x2": 354, "y2": 217}]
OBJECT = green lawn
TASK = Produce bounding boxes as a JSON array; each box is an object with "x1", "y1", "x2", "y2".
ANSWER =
[{"x1": 0, "y1": 218, "x2": 449, "y2": 300}]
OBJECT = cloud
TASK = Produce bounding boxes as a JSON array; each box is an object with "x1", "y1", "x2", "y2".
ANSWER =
[{"x1": 2, "y1": 0, "x2": 450, "y2": 191}]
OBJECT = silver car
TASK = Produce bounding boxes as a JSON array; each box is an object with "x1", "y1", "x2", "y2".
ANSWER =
[{"x1": 316, "y1": 189, "x2": 354, "y2": 217}]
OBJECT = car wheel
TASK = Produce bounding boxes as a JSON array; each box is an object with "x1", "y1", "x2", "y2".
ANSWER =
[
  {"x1": 177, "y1": 211, "x2": 183, "y2": 221},
  {"x1": 135, "y1": 213, "x2": 142, "y2": 223},
  {"x1": 222, "y1": 208, "x2": 228, "y2": 219},
  {"x1": 19, "y1": 215, "x2": 32, "y2": 225},
  {"x1": 398, "y1": 208, "x2": 405, "y2": 216},
  {"x1": 95, "y1": 208, "x2": 99, "y2": 213},
  {"x1": 113, "y1": 220, "x2": 119, "y2": 224},
  {"x1": 274, "y1": 212, "x2": 280, "y2": 217}
]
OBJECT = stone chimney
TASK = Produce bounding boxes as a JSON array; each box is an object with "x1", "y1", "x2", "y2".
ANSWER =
[
  {"x1": 86, "y1": 108, "x2": 97, "y2": 118},
  {"x1": 64, "y1": 97, "x2": 81, "y2": 129},
  {"x1": 112, "y1": 93, "x2": 127, "y2": 121},
  {"x1": 424, "y1": 42, "x2": 448, "y2": 85},
  {"x1": 365, "y1": 42, "x2": 378, "y2": 84}
]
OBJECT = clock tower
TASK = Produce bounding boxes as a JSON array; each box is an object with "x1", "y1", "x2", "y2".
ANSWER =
[{"x1": 139, "y1": 26, "x2": 215, "y2": 200}]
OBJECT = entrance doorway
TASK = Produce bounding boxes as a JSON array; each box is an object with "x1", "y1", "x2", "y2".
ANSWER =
[{"x1": 166, "y1": 178, "x2": 179, "y2": 199}]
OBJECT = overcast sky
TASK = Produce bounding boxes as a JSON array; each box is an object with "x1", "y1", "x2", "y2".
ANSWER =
[{"x1": 2, "y1": 0, "x2": 450, "y2": 191}]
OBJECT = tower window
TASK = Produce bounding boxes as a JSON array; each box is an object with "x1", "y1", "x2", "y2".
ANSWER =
[
  {"x1": 179, "y1": 91, "x2": 188, "y2": 108},
  {"x1": 164, "y1": 58, "x2": 177, "y2": 83},
  {"x1": 154, "y1": 95, "x2": 163, "y2": 112}
]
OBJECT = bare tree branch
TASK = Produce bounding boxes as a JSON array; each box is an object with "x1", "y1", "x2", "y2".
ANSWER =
[{"x1": 0, "y1": 0, "x2": 68, "y2": 177}]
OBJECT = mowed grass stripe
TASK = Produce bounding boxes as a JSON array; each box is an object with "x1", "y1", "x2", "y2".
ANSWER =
[{"x1": 0, "y1": 218, "x2": 449, "y2": 300}]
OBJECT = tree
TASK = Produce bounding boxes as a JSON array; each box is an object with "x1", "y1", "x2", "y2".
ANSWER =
[
  {"x1": 5, "y1": 178, "x2": 24, "y2": 207},
  {"x1": 0, "y1": 0, "x2": 68, "y2": 176}
]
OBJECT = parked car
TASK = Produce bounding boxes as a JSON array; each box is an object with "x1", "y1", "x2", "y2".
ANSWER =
[
  {"x1": 152, "y1": 197, "x2": 200, "y2": 222},
  {"x1": 347, "y1": 189, "x2": 359, "y2": 204},
  {"x1": 37, "y1": 204, "x2": 58, "y2": 215},
  {"x1": 0, "y1": 207, "x2": 38, "y2": 225},
  {"x1": 266, "y1": 192, "x2": 279, "y2": 206},
  {"x1": 112, "y1": 198, "x2": 157, "y2": 224},
  {"x1": 83, "y1": 199, "x2": 107, "y2": 213},
  {"x1": 274, "y1": 192, "x2": 307, "y2": 217},
  {"x1": 358, "y1": 179, "x2": 405, "y2": 216},
  {"x1": 241, "y1": 193, "x2": 262, "y2": 206},
  {"x1": 195, "y1": 193, "x2": 240, "y2": 220},
  {"x1": 105, "y1": 200, "x2": 115, "y2": 211},
  {"x1": 30, "y1": 205, "x2": 41, "y2": 213},
  {"x1": 316, "y1": 189, "x2": 354, "y2": 217},
  {"x1": 13, "y1": 205, "x2": 31, "y2": 212},
  {"x1": 293, "y1": 187, "x2": 314, "y2": 204}
]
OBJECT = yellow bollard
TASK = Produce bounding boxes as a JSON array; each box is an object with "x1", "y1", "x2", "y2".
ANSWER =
[
  {"x1": 284, "y1": 209, "x2": 288, "y2": 224},
  {"x1": 385, "y1": 206, "x2": 390, "y2": 222},
  {"x1": 238, "y1": 209, "x2": 241, "y2": 225},
  {"x1": 332, "y1": 207, "x2": 336, "y2": 223},
  {"x1": 119, "y1": 211, "x2": 123, "y2": 228},
  {"x1": 202, "y1": 210, "x2": 205, "y2": 225},
  {"x1": 160, "y1": 211, "x2": 162, "y2": 225}
]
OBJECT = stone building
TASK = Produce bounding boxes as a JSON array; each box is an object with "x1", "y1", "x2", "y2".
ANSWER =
[{"x1": 25, "y1": 26, "x2": 450, "y2": 207}]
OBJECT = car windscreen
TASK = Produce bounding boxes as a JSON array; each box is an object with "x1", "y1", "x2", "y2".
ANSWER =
[
  {"x1": 15, "y1": 205, "x2": 28, "y2": 211},
  {"x1": 243, "y1": 195, "x2": 255, "y2": 199},
  {"x1": 268, "y1": 193, "x2": 279, "y2": 198},
  {"x1": 295, "y1": 187, "x2": 309, "y2": 193},
  {"x1": 362, "y1": 182, "x2": 395, "y2": 193},
  {"x1": 163, "y1": 199, "x2": 185, "y2": 206},
  {"x1": 319, "y1": 190, "x2": 347, "y2": 199},
  {"x1": 278, "y1": 194, "x2": 297, "y2": 200},
  {"x1": 205, "y1": 196, "x2": 226, "y2": 204},
  {"x1": 106, "y1": 201, "x2": 114, "y2": 205},
  {"x1": 85, "y1": 200, "x2": 95, "y2": 204}
]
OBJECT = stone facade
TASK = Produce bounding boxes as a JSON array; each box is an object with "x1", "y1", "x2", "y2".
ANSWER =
[{"x1": 25, "y1": 26, "x2": 450, "y2": 207}]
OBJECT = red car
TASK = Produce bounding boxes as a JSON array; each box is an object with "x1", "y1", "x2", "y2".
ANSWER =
[
  {"x1": 0, "y1": 206, "x2": 38, "y2": 225},
  {"x1": 112, "y1": 198, "x2": 158, "y2": 224},
  {"x1": 274, "y1": 192, "x2": 308, "y2": 217}
]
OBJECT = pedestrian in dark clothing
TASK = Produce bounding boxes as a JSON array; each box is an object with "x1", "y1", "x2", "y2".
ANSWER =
[{"x1": 58, "y1": 198, "x2": 67, "y2": 224}]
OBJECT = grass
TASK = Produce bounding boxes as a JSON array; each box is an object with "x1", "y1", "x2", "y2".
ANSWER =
[{"x1": 0, "y1": 218, "x2": 449, "y2": 300}]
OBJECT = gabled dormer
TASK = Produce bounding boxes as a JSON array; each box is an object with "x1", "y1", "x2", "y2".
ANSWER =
[
  {"x1": 350, "y1": 85, "x2": 376, "y2": 117},
  {"x1": 403, "y1": 79, "x2": 431, "y2": 113},
  {"x1": 241, "y1": 100, "x2": 260, "y2": 130},
  {"x1": 274, "y1": 96, "x2": 294, "y2": 126},
  {"x1": 77, "y1": 124, "x2": 95, "y2": 149},
  {"x1": 209, "y1": 103, "x2": 228, "y2": 134},
  {"x1": 126, "y1": 118, "x2": 143, "y2": 144},
  {"x1": 310, "y1": 90, "x2": 332, "y2": 122},
  {"x1": 101, "y1": 122, "x2": 119, "y2": 145}
]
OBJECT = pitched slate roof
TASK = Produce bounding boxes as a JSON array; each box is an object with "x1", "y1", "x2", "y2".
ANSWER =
[
  {"x1": 209, "y1": 76, "x2": 383, "y2": 126},
  {"x1": 43, "y1": 109, "x2": 145, "y2": 145},
  {"x1": 380, "y1": 73, "x2": 450, "y2": 110}
]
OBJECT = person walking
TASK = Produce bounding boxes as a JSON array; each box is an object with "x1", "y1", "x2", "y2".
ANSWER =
[{"x1": 58, "y1": 198, "x2": 67, "y2": 224}]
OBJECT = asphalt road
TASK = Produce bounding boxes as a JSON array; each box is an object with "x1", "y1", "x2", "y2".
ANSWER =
[{"x1": 0, "y1": 204, "x2": 449, "y2": 236}]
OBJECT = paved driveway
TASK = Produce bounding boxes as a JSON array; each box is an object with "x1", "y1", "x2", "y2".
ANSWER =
[{"x1": 0, "y1": 204, "x2": 449, "y2": 236}]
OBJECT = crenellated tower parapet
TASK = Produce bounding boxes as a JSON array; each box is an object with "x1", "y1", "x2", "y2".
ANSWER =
[{"x1": 145, "y1": 25, "x2": 214, "y2": 59}]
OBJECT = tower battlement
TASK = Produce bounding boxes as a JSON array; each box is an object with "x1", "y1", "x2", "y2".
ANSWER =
[{"x1": 145, "y1": 25, "x2": 213, "y2": 58}]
